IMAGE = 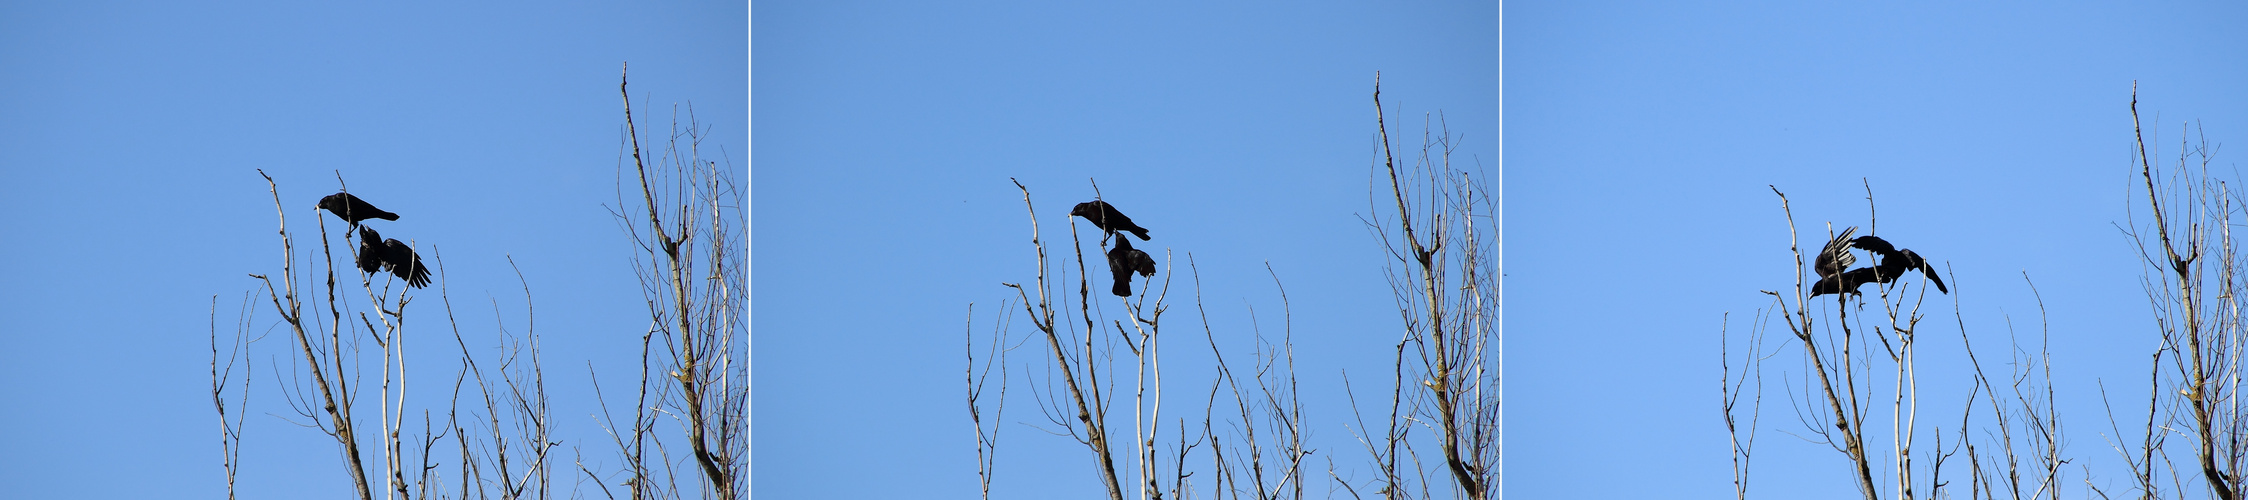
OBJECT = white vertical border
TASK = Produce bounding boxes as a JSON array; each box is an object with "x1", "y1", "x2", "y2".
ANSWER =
[
  {"x1": 742, "y1": 0, "x2": 756, "y2": 496},
  {"x1": 1492, "y1": 1, "x2": 1505, "y2": 498}
]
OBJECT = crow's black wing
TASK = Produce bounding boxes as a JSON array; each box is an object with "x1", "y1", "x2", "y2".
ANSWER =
[
  {"x1": 1850, "y1": 235, "x2": 1897, "y2": 257},
  {"x1": 1119, "y1": 221, "x2": 1151, "y2": 241},
  {"x1": 1103, "y1": 202, "x2": 1151, "y2": 240},
  {"x1": 1895, "y1": 249, "x2": 1947, "y2": 294},
  {"x1": 382, "y1": 239, "x2": 431, "y2": 288},
  {"x1": 1815, "y1": 226, "x2": 1859, "y2": 279},
  {"x1": 347, "y1": 194, "x2": 398, "y2": 222},
  {"x1": 1862, "y1": 248, "x2": 1950, "y2": 295},
  {"x1": 1129, "y1": 249, "x2": 1155, "y2": 277}
]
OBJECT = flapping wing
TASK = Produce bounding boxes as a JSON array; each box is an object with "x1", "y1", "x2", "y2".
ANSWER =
[
  {"x1": 1129, "y1": 249, "x2": 1156, "y2": 277},
  {"x1": 1814, "y1": 226, "x2": 1859, "y2": 278},
  {"x1": 382, "y1": 239, "x2": 431, "y2": 288}
]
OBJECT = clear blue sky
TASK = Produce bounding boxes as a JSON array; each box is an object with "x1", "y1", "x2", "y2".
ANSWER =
[
  {"x1": 20, "y1": 2, "x2": 2235, "y2": 499},
  {"x1": 0, "y1": 2, "x2": 742, "y2": 497},
  {"x1": 1510, "y1": 1, "x2": 2248, "y2": 497},
  {"x1": 755, "y1": 1, "x2": 1494, "y2": 498}
]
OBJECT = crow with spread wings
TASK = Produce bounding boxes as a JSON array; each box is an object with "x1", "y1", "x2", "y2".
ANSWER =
[
  {"x1": 357, "y1": 226, "x2": 431, "y2": 289},
  {"x1": 1811, "y1": 226, "x2": 1947, "y2": 297}
]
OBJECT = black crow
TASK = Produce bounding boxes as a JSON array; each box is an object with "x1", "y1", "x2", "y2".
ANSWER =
[
  {"x1": 1810, "y1": 233, "x2": 1947, "y2": 297},
  {"x1": 1106, "y1": 237, "x2": 1156, "y2": 297},
  {"x1": 355, "y1": 226, "x2": 430, "y2": 288},
  {"x1": 356, "y1": 226, "x2": 386, "y2": 275},
  {"x1": 1071, "y1": 200, "x2": 1151, "y2": 241},
  {"x1": 1810, "y1": 266, "x2": 1882, "y2": 297},
  {"x1": 317, "y1": 192, "x2": 399, "y2": 226},
  {"x1": 1872, "y1": 247, "x2": 1947, "y2": 294}
]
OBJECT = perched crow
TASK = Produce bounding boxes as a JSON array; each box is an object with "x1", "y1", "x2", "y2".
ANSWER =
[
  {"x1": 1811, "y1": 232, "x2": 1947, "y2": 297},
  {"x1": 355, "y1": 226, "x2": 430, "y2": 288},
  {"x1": 1071, "y1": 200, "x2": 1151, "y2": 241},
  {"x1": 317, "y1": 192, "x2": 399, "y2": 226},
  {"x1": 356, "y1": 226, "x2": 386, "y2": 275},
  {"x1": 1106, "y1": 237, "x2": 1157, "y2": 297}
]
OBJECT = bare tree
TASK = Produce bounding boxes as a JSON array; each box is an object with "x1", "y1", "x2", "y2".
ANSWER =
[
  {"x1": 966, "y1": 302, "x2": 1015, "y2": 500},
  {"x1": 1953, "y1": 275, "x2": 2066, "y2": 500},
  {"x1": 1199, "y1": 261, "x2": 1313, "y2": 500},
  {"x1": 1728, "y1": 182, "x2": 2087, "y2": 500},
  {"x1": 591, "y1": 63, "x2": 749, "y2": 500},
  {"x1": 1721, "y1": 310, "x2": 1772, "y2": 500},
  {"x1": 440, "y1": 257, "x2": 559, "y2": 499},
  {"x1": 996, "y1": 178, "x2": 1136, "y2": 500},
  {"x1": 960, "y1": 77, "x2": 1496, "y2": 500},
  {"x1": 223, "y1": 170, "x2": 554, "y2": 500},
  {"x1": 215, "y1": 65, "x2": 750, "y2": 500},
  {"x1": 1712, "y1": 105, "x2": 2248, "y2": 499},
  {"x1": 246, "y1": 170, "x2": 384, "y2": 500},
  {"x1": 974, "y1": 177, "x2": 1318, "y2": 500},
  {"x1": 1348, "y1": 73, "x2": 1501, "y2": 500},
  {"x1": 211, "y1": 292, "x2": 261, "y2": 500},
  {"x1": 2123, "y1": 82, "x2": 2245, "y2": 500}
]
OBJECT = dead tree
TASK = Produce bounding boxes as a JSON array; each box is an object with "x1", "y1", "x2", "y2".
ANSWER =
[
  {"x1": 226, "y1": 171, "x2": 552, "y2": 499},
  {"x1": 1355, "y1": 73, "x2": 1501, "y2": 500},
  {"x1": 592, "y1": 63, "x2": 749, "y2": 500},
  {"x1": 2124, "y1": 83, "x2": 2246, "y2": 500}
]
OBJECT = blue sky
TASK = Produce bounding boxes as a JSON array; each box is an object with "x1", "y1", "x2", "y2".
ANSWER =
[
  {"x1": 0, "y1": 2, "x2": 741, "y2": 497},
  {"x1": 13, "y1": 1, "x2": 2244, "y2": 499},
  {"x1": 1510, "y1": 1, "x2": 2248, "y2": 497},
  {"x1": 754, "y1": 1, "x2": 1495, "y2": 498}
]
